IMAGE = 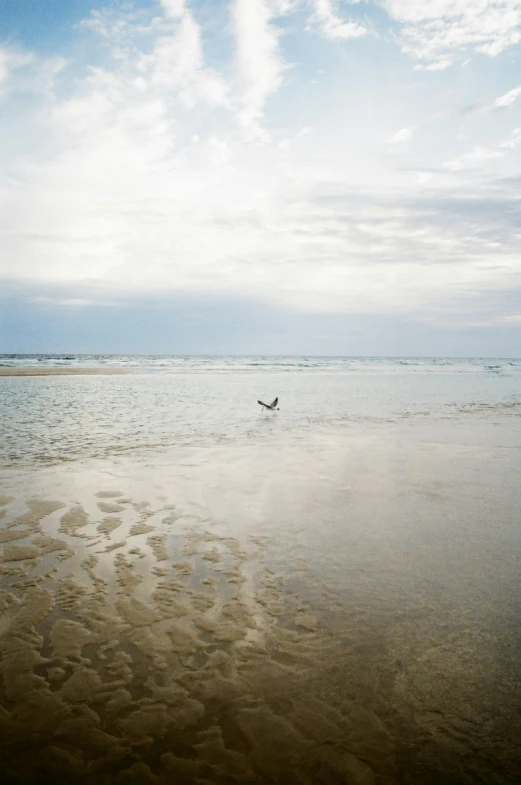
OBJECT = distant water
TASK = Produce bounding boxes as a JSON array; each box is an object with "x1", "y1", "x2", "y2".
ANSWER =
[
  {"x1": 2, "y1": 352, "x2": 521, "y2": 374},
  {"x1": 0, "y1": 354, "x2": 520, "y2": 467}
]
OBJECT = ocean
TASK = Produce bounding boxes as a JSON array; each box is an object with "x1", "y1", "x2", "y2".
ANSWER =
[
  {"x1": 0, "y1": 355, "x2": 520, "y2": 783},
  {"x1": 1, "y1": 354, "x2": 521, "y2": 466}
]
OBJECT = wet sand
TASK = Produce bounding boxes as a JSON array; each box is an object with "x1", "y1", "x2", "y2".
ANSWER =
[
  {"x1": 1, "y1": 420, "x2": 520, "y2": 783},
  {"x1": 0, "y1": 367, "x2": 130, "y2": 376}
]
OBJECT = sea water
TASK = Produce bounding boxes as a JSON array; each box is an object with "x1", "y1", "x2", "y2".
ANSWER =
[
  {"x1": 1, "y1": 354, "x2": 520, "y2": 466},
  {"x1": 0, "y1": 356, "x2": 520, "y2": 784}
]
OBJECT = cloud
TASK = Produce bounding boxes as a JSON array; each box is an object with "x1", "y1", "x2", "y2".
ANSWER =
[
  {"x1": 80, "y1": 3, "x2": 228, "y2": 111},
  {"x1": 160, "y1": 0, "x2": 186, "y2": 18},
  {"x1": 58, "y1": 298, "x2": 95, "y2": 307},
  {"x1": 501, "y1": 127, "x2": 521, "y2": 148},
  {"x1": 232, "y1": 0, "x2": 287, "y2": 140},
  {"x1": 443, "y1": 145, "x2": 504, "y2": 172},
  {"x1": 0, "y1": 47, "x2": 33, "y2": 89},
  {"x1": 390, "y1": 126, "x2": 415, "y2": 143},
  {"x1": 2, "y1": 0, "x2": 521, "y2": 333},
  {"x1": 139, "y1": 10, "x2": 229, "y2": 108},
  {"x1": 493, "y1": 85, "x2": 521, "y2": 108},
  {"x1": 208, "y1": 136, "x2": 231, "y2": 165},
  {"x1": 382, "y1": 0, "x2": 521, "y2": 65},
  {"x1": 3, "y1": 153, "x2": 521, "y2": 323},
  {"x1": 0, "y1": 46, "x2": 64, "y2": 97},
  {"x1": 416, "y1": 171, "x2": 432, "y2": 185},
  {"x1": 413, "y1": 59, "x2": 452, "y2": 71},
  {"x1": 308, "y1": 0, "x2": 367, "y2": 40}
]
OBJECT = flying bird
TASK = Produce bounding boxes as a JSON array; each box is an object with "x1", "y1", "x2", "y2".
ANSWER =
[{"x1": 258, "y1": 397, "x2": 279, "y2": 410}]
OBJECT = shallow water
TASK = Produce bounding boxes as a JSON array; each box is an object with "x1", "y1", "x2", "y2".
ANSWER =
[
  {"x1": 1, "y1": 356, "x2": 521, "y2": 467},
  {"x1": 1, "y1": 358, "x2": 520, "y2": 783}
]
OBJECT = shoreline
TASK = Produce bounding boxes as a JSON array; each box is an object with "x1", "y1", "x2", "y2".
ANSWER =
[{"x1": 0, "y1": 367, "x2": 131, "y2": 376}]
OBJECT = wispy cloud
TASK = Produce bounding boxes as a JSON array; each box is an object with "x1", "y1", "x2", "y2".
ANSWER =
[
  {"x1": 501, "y1": 127, "x2": 521, "y2": 148},
  {"x1": 139, "y1": 9, "x2": 229, "y2": 108},
  {"x1": 232, "y1": 0, "x2": 287, "y2": 140},
  {"x1": 160, "y1": 0, "x2": 186, "y2": 18},
  {"x1": 0, "y1": 47, "x2": 33, "y2": 89},
  {"x1": 0, "y1": 45, "x2": 64, "y2": 97},
  {"x1": 308, "y1": 0, "x2": 367, "y2": 40},
  {"x1": 390, "y1": 126, "x2": 415, "y2": 143},
  {"x1": 2, "y1": 0, "x2": 521, "y2": 337},
  {"x1": 493, "y1": 85, "x2": 521, "y2": 108},
  {"x1": 443, "y1": 145, "x2": 504, "y2": 172},
  {"x1": 382, "y1": 0, "x2": 521, "y2": 66},
  {"x1": 413, "y1": 59, "x2": 452, "y2": 72}
]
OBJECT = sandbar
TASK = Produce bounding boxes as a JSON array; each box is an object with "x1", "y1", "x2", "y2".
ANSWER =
[{"x1": 0, "y1": 367, "x2": 131, "y2": 376}]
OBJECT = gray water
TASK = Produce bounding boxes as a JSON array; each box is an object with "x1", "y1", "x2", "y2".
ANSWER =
[
  {"x1": 1, "y1": 354, "x2": 520, "y2": 466},
  {"x1": 0, "y1": 356, "x2": 520, "y2": 784}
]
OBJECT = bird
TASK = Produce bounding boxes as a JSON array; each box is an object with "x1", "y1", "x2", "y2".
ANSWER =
[{"x1": 258, "y1": 397, "x2": 279, "y2": 410}]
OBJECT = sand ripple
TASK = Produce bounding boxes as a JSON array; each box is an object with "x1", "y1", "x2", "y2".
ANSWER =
[{"x1": 0, "y1": 493, "x2": 396, "y2": 784}]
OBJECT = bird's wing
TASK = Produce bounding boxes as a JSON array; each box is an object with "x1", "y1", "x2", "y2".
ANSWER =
[
  {"x1": 270, "y1": 397, "x2": 278, "y2": 408},
  {"x1": 258, "y1": 400, "x2": 267, "y2": 407}
]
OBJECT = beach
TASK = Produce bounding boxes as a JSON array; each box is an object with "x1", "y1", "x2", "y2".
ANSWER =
[{"x1": 0, "y1": 356, "x2": 520, "y2": 783}]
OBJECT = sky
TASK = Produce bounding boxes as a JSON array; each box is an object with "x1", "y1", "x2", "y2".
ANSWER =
[{"x1": 1, "y1": 0, "x2": 521, "y2": 355}]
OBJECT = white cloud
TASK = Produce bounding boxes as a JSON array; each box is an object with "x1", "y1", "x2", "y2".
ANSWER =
[
  {"x1": 501, "y1": 127, "x2": 521, "y2": 147},
  {"x1": 0, "y1": 46, "x2": 63, "y2": 97},
  {"x1": 59, "y1": 298, "x2": 93, "y2": 307},
  {"x1": 443, "y1": 145, "x2": 504, "y2": 172},
  {"x1": 269, "y1": 0, "x2": 300, "y2": 12},
  {"x1": 0, "y1": 47, "x2": 32, "y2": 87},
  {"x1": 308, "y1": 0, "x2": 367, "y2": 40},
  {"x1": 382, "y1": 0, "x2": 521, "y2": 65},
  {"x1": 416, "y1": 172, "x2": 432, "y2": 185},
  {"x1": 208, "y1": 136, "x2": 231, "y2": 165},
  {"x1": 2, "y1": 0, "x2": 521, "y2": 328},
  {"x1": 4, "y1": 167, "x2": 521, "y2": 323},
  {"x1": 160, "y1": 0, "x2": 186, "y2": 18},
  {"x1": 493, "y1": 85, "x2": 521, "y2": 107},
  {"x1": 232, "y1": 0, "x2": 286, "y2": 140},
  {"x1": 80, "y1": 3, "x2": 229, "y2": 115},
  {"x1": 139, "y1": 11, "x2": 229, "y2": 108},
  {"x1": 413, "y1": 59, "x2": 452, "y2": 71},
  {"x1": 390, "y1": 126, "x2": 415, "y2": 143}
]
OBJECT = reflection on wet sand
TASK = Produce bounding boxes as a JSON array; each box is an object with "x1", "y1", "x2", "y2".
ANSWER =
[
  {"x1": 0, "y1": 493, "x2": 395, "y2": 784},
  {"x1": 1, "y1": 422, "x2": 521, "y2": 784}
]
